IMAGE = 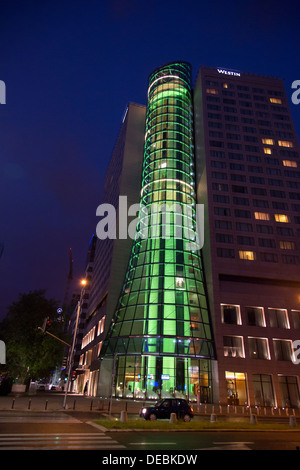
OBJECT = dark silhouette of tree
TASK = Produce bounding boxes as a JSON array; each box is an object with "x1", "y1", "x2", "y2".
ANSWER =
[{"x1": 0, "y1": 290, "x2": 69, "y2": 387}]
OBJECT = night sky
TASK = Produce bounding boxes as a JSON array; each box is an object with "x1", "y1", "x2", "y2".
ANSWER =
[{"x1": 1, "y1": 0, "x2": 300, "y2": 320}]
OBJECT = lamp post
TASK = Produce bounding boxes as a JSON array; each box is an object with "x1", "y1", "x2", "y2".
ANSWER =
[{"x1": 63, "y1": 279, "x2": 87, "y2": 409}]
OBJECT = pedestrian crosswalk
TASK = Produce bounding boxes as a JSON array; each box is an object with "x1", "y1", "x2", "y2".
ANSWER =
[{"x1": 0, "y1": 433, "x2": 126, "y2": 450}]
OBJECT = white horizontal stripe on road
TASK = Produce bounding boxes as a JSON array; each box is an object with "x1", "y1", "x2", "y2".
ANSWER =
[{"x1": 0, "y1": 433, "x2": 126, "y2": 449}]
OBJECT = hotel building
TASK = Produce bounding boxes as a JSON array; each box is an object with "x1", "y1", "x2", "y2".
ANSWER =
[
  {"x1": 194, "y1": 66, "x2": 300, "y2": 407},
  {"x1": 77, "y1": 62, "x2": 300, "y2": 407}
]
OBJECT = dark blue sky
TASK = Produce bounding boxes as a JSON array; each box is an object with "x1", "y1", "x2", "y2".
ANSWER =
[{"x1": 0, "y1": 0, "x2": 300, "y2": 319}]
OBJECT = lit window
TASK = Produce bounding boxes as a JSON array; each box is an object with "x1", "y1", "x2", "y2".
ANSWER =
[
  {"x1": 280, "y1": 240, "x2": 295, "y2": 250},
  {"x1": 248, "y1": 337, "x2": 270, "y2": 360},
  {"x1": 239, "y1": 250, "x2": 256, "y2": 260},
  {"x1": 223, "y1": 83, "x2": 228, "y2": 89},
  {"x1": 283, "y1": 160, "x2": 297, "y2": 167},
  {"x1": 262, "y1": 138, "x2": 274, "y2": 145},
  {"x1": 175, "y1": 277, "x2": 185, "y2": 289},
  {"x1": 263, "y1": 148, "x2": 272, "y2": 154},
  {"x1": 159, "y1": 161, "x2": 167, "y2": 169},
  {"x1": 223, "y1": 336, "x2": 245, "y2": 358},
  {"x1": 278, "y1": 140, "x2": 294, "y2": 148},
  {"x1": 274, "y1": 214, "x2": 290, "y2": 223},
  {"x1": 269, "y1": 97, "x2": 282, "y2": 104},
  {"x1": 206, "y1": 88, "x2": 218, "y2": 95},
  {"x1": 254, "y1": 212, "x2": 270, "y2": 220}
]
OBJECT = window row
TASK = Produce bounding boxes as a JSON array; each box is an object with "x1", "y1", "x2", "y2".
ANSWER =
[
  {"x1": 221, "y1": 304, "x2": 300, "y2": 329},
  {"x1": 216, "y1": 234, "x2": 297, "y2": 250},
  {"x1": 214, "y1": 207, "x2": 300, "y2": 223},
  {"x1": 217, "y1": 248, "x2": 300, "y2": 264},
  {"x1": 223, "y1": 335, "x2": 296, "y2": 362},
  {"x1": 215, "y1": 219, "x2": 300, "y2": 236},
  {"x1": 225, "y1": 371, "x2": 299, "y2": 408}
]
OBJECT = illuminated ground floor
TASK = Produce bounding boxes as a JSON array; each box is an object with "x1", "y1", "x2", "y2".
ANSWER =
[
  {"x1": 220, "y1": 369, "x2": 300, "y2": 408},
  {"x1": 74, "y1": 360, "x2": 300, "y2": 409},
  {"x1": 97, "y1": 355, "x2": 216, "y2": 403}
]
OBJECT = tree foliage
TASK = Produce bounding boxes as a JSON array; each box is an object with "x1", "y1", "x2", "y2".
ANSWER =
[{"x1": 0, "y1": 290, "x2": 69, "y2": 385}]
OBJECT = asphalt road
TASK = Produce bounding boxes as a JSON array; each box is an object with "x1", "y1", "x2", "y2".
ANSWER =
[
  {"x1": 0, "y1": 410, "x2": 300, "y2": 451},
  {"x1": 105, "y1": 430, "x2": 300, "y2": 450}
]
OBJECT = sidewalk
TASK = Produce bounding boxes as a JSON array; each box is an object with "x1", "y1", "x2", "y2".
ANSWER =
[
  {"x1": 0, "y1": 393, "x2": 113, "y2": 412},
  {"x1": 0, "y1": 393, "x2": 298, "y2": 422}
]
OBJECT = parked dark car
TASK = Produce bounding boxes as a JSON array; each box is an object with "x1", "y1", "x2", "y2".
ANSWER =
[{"x1": 140, "y1": 398, "x2": 193, "y2": 421}]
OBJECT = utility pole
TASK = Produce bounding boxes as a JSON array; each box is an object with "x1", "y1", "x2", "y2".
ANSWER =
[
  {"x1": 63, "y1": 279, "x2": 86, "y2": 409},
  {"x1": 109, "y1": 353, "x2": 118, "y2": 416}
]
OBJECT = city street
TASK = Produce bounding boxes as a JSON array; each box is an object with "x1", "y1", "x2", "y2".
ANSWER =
[
  {"x1": 105, "y1": 430, "x2": 300, "y2": 451},
  {"x1": 0, "y1": 410, "x2": 126, "y2": 450},
  {"x1": 1, "y1": 406, "x2": 300, "y2": 451}
]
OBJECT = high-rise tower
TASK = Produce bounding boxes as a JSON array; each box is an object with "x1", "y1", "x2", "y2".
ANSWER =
[{"x1": 99, "y1": 62, "x2": 216, "y2": 402}]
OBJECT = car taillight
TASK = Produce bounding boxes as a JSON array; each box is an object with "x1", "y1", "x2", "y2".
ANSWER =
[{"x1": 190, "y1": 407, "x2": 193, "y2": 413}]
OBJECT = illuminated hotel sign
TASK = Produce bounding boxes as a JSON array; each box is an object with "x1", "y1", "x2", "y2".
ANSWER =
[{"x1": 217, "y1": 68, "x2": 241, "y2": 77}]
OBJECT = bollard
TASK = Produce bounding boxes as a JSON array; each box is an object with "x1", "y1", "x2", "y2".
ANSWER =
[
  {"x1": 120, "y1": 410, "x2": 128, "y2": 423},
  {"x1": 45, "y1": 400, "x2": 48, "y2": 410},
  {"x1": 28, "y1": 399, "x2": 31, "y2": 410},
  {"x1": 250, "y1": 414, "x2": 257, "y2": 424},
  {"x1": 210, "y1": 413, "x2": 217, "y2": 423},
  {"x1": 169, "y1": 413, "x2": 177, "y2": 423},
  {"x1": 97, "y1": 399, "x2": 104, "y2": 410},
  {"x1": 73, "y1": 399, "x2": 76, "y2": 410},
  {"x1": 90, "y1": 400, "x2": 93, "y2": 411},
  {"x1": 289, "y1": 415, "x2": 297, "y2": 427},
  {"x1": 11, "y1": 398, "x2": 15, "y2": 409}
]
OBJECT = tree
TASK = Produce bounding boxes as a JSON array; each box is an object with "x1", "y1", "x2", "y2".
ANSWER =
[{"x1": 0, "y1": 290, "x2": 69, "y2": 387}]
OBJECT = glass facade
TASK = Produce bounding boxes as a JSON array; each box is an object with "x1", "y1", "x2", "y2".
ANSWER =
[{"x1": 100, "y1": 62, "x2": 216, "y2": 401}]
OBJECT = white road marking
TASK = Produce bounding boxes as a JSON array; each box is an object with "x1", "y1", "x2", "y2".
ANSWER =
[
  {"x1": 198, "y1": 441, "x2": 254, "y2": 450},
  {"x1": 0, "y1": 433, "x2": 126, "y2": 450}
]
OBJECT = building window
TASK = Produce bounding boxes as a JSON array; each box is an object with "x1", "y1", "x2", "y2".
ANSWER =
[
  {"x1": 246, "y1": 306, "x2": 266, "y2": 327},
  {"x1": 248, "y1": 337, "x2": 270, "y2": 360},
  {"x1": 270, "y1": 97, "x2": 282, "y2": 104},
  {"x1": 273, "y1": 339, "x2": 293, "y2": 361},
  {"x1": 239, "y1": 250, "x2": 256, "y2": 260},
  {"x1": 279, "y1": 240, "x2": 295, "y2": 250},
  {"x1": 291, "y1": 310, "x2": 300, "y2": 329},
  {"x1": 221, "y1": 304, "x2": 241, "y2": 325},
  {"x1": 278, "y1": 140, "x2": 294, "y2": 148},
  {"x1": 262, "y1": 138, "x2": 274, "y2": 145},
  {"x1": 263, "y1": 148, "x2": 272, "y2": 154},
  {"x1": 217, "y1": 247, "x2": 235, "y2": 258},
  {"x1": 268, "y1": 308, "x2": 289, "y2": 329},
  {"x1": 274, "y1": 214, "x2": 290, "y2": 223},
  {"x1": 226, "y1": 372, "x2": 248, "y2": 405},
  {"x1": 97, "y1": 316, "x2": 106, "y2": 336},
  {"x1": 278, "y1": 376, "x2": 300, "y2": 408},
  {"x1": 254, "y1": 212, "x2": 270, "y2": 220},
  {"x1": 252, "y1": 374, "x2": 275, "y2": 406},
  {"x1": 283, "y1": 160, "x2": 298, "y2": 167},
  {"x1": 260, "y1": 252, "x2": 278, "y2": 263},
  {"x1": 223, "y1": 336, "x2": 245, "y2": 358},
  {"x1": 206, "y1": 88, "x2": 218, "y2": 95}
]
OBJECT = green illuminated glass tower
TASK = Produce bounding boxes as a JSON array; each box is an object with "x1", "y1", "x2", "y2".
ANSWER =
[{"x1": 99, "y1": 62, "x2": 216, "y2": 402}]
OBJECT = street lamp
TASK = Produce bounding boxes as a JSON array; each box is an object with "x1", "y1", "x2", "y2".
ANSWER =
[{"x1": 63, "y1": 279, "x2": 87, "y2": 409}]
